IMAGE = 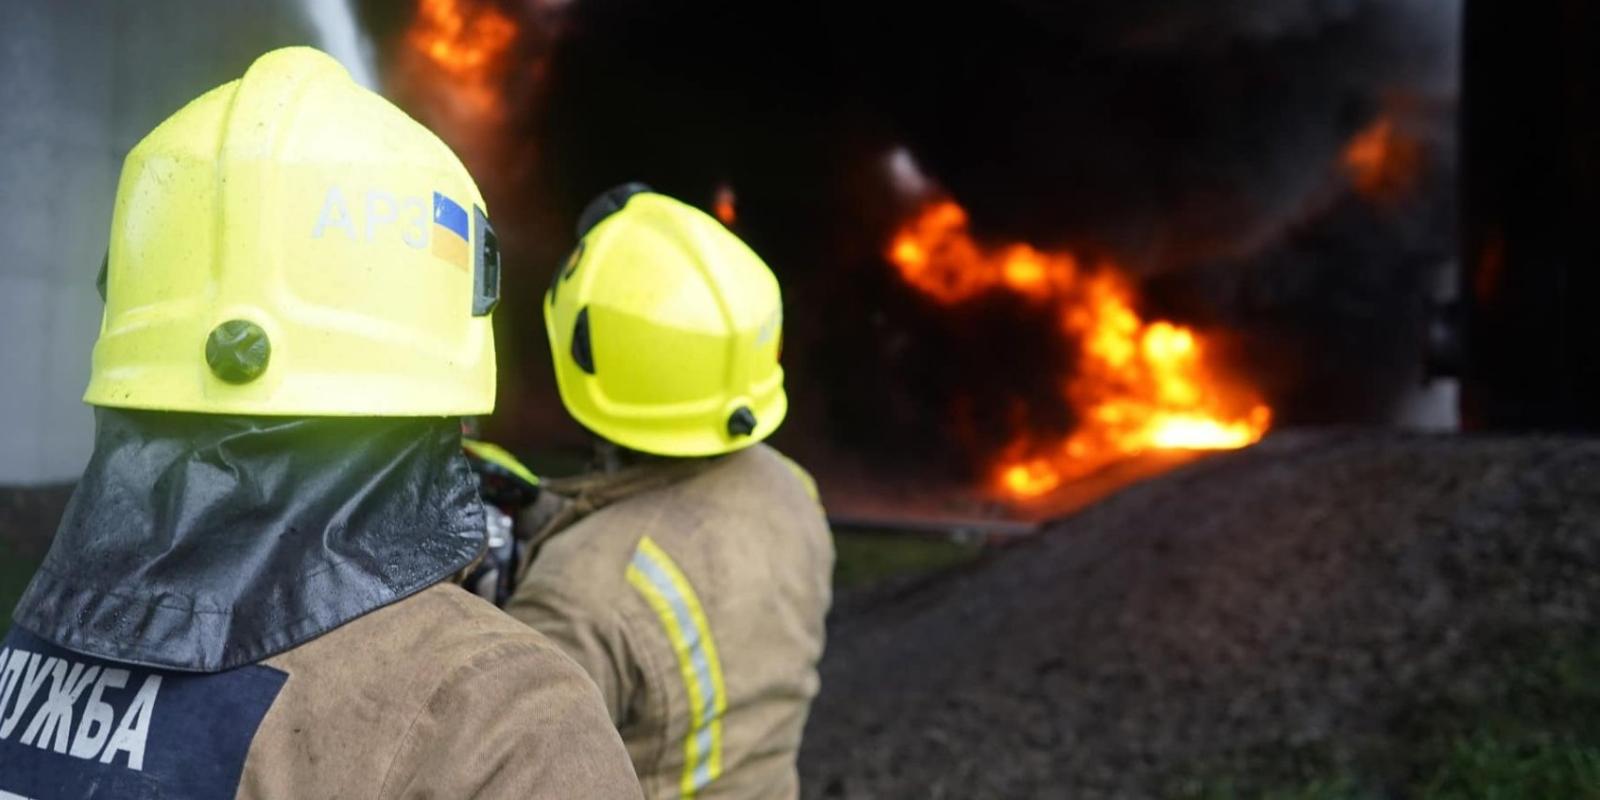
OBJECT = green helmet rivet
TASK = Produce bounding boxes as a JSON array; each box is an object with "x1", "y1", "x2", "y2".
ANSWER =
[{"x1": 205, "y1": 320, "x2": 271, "y2": 384}]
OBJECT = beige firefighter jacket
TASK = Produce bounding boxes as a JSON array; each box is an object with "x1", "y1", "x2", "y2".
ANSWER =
[
  {"x1": 241, "y1": 583, "x2": 644, "y2": 799},
  {"x1": 505, "y1": 444, "x2": 834, "y2": 800}
]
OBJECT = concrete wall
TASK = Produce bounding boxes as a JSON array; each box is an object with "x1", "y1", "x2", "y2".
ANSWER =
[{"x1": 0, "y1": 0, "x2": 373, "y2": 484}]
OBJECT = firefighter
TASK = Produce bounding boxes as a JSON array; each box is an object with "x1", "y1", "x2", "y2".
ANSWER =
[
  {"x1": 0, "y1": 48, "x2": 641, "y2": 799},
  {"x1": 507, "y1": 184, "x2": 835, "y2": 799}
]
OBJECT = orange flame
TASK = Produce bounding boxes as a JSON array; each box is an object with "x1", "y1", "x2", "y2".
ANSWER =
[
  {"x1": 1342, "y1": 115, "x2": 1423, "y2": 203},
  {"x1": 407, "y1": 0, "x2": 517, "y2": 114},
  {"x1": 888, "y1": 199, "x2": 1272, "y2": 500}
]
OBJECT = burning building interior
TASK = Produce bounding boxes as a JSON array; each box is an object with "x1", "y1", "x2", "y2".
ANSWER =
[{"x1": 1, "y1": 0, "x2": 1598, "y2": 797}]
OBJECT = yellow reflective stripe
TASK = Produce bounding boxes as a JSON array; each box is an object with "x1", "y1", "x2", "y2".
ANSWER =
[
  {"x1": 625, "y1": 535, "x2": 726, "y2": 798},
  {"x1": 462, "y1": 438, "x2": 540, "y2": 487}
]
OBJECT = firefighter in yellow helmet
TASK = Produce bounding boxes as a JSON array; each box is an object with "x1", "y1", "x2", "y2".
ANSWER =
[
  {"x1": 0, "y1": 48, "x2": 640, "y2": 799},
  {"x1": 506, "y1": 184, "x2": 835, "y2": 800}
]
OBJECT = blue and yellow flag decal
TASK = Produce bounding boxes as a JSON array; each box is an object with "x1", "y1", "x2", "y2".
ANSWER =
[
  {"x1": 432, "y1": 191, "x2": 470, "y2": 270},
  {"x1": 626, "y1": 536, "x2": 727, "y2": 798}
]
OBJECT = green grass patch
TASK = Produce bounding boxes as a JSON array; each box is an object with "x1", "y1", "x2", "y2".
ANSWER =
[
  {"x1": 0, "y1": 542, "x2": 41, "y2": 639},
  {"x1": 830, "y1": 530, "x2": 982, "y2": 590},
  {"x1": 1415, "y1": 734, "x2": 1600, "y2": 799},
  {"x1": 1167, "y1": 631, "x2": 1600, "y2": 800}
]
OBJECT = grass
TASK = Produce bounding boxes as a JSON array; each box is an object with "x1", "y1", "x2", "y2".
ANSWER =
[
  {"x1": 0, "y1": 542, "x2": 41, "y2": 639},
  {"x1": 1416, "y1": 735, "x2": 1600, "y2": 799},
  {"x1": 830, "y1": 529, "x2": 983, "y2": 590},
  {"x1": 1168, "y1": 632, "x2": 1600, "y2": 800}
]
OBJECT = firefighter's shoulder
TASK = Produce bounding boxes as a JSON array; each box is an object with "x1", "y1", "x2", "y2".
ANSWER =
[
  {"x1": 748, "y1": 443, "x2": 822, "y2": 505},
  {"x1": 268, "y1": 581, "x2": 609, "y2": 690},
  {"x1": 522, "y1": 496, "x2": 661, "y2": 605},
  {"x1": 255, "y1": 583, "x2": 640, "y2": 797}
]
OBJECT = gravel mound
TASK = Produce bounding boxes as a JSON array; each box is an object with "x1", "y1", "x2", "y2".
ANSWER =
[{"x1": 800, "y1": 432, "x2": 1600, "y2": 798}]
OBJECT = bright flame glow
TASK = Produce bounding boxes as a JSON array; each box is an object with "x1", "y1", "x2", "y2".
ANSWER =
[
  {"x1": 1001, "y1": 459, "x2": 1063, "y2": 498},
  {"x1": 888, "y1": 199, "x2": 1273, "y2": 500},
  {"x1": 407, "y1": 0, "x2": 517, "y2": 113}
]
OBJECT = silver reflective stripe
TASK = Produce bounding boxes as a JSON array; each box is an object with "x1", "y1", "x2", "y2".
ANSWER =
[
  {"x1": 631, "y1": 551, "x2": 720, "y2": 728},
  {"x1": 626, "y1": 536, "x2": 726, "y2": 797}
]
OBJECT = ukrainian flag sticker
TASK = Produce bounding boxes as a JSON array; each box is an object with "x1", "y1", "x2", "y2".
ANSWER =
[{"x1": 432, "y1": 191, "x2": 471, "y2": 270}]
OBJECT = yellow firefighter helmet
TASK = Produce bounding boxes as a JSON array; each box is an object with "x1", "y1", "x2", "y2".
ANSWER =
[
  {"x1": 545, "y1": 185, "x2": 787, "y2": 456},
  {"x1": 86, "y1": 46, "x2": 500, "y2": 416}
]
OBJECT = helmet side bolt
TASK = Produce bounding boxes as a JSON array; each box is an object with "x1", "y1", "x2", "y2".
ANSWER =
[
  {"x1": 728, "y1": 406, "x2": 758, "y2": 437},
  {"x1": 205, "y1": 320, "x2": 271, "y2": 384}
]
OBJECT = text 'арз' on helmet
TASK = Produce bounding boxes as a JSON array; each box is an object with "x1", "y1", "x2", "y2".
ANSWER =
[{"x1": 90, "y1": 46, "x2": 502, "y2": 417}]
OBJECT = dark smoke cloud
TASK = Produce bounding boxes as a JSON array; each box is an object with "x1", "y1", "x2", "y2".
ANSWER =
[{"x1": 853, "y1": 0, "x2": 1461, "y2": 273}]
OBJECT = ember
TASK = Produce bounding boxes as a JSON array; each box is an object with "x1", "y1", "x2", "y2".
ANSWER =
[{"x1": 888, "y1": 199, "x2": 1272, "y2": 499}]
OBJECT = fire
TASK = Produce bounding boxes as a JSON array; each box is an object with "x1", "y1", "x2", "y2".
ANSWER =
[
  {"x1": 890, "y1": 201, "x2": 1078, "y2": 304},
  {"x1": 1342, "y1": 115, "x2": 1423, "y2": 202},
  {"x1": 714, "y1": 183, "x2": 738, "y2": 225},
  {"x1": 1001, "y1": 459, "x2": 1063, "y2": 498},
  {"x1": 407, "y1": 0, "x2": 517, "y2": 113},
  {"x1": 888, "y1": 199, "x2": 1272, "y2": 500}
]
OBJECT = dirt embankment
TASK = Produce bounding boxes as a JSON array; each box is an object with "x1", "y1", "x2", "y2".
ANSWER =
[{"x1": 800, "y1": 432, "x2": 1600, "y2": 798}]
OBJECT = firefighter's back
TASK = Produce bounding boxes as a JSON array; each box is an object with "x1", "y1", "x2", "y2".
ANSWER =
[
  {"x1": 514, "y1": 183, "x2": 833, "y2": 799},
  {"x1": 510, "y1": 444, "x2": 834, "y2": 800}
]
